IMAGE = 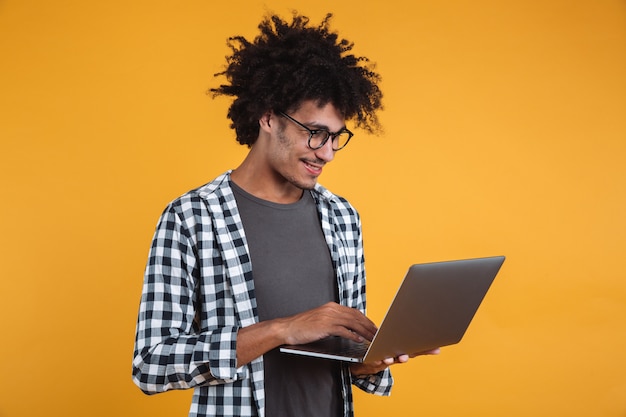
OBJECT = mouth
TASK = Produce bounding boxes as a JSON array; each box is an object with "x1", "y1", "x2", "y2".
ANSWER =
[{"x1": 302, "y1": 159, "x2": 324, "y2": 176}]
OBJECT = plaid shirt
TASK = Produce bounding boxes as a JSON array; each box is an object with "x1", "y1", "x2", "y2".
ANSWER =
[{"x1": 132, "y1": 171, "x2": 393, "y2": 417}]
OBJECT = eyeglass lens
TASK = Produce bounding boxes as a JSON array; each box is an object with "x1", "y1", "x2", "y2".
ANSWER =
[{"x1": 309, "y1": 131, "x2": 351, "y2": 150}]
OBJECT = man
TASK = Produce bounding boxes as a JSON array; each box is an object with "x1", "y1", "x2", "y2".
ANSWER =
[{"x1": 132, "y1": 12, "x2": 436, "y2": 417}]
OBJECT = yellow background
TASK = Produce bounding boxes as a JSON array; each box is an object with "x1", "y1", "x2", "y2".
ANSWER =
[{"x1": 1, "y1": 1, "x2": 625, "y2": 416}]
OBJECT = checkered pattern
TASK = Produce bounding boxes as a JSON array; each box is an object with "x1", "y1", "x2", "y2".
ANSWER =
[{"x1": 132, "y1": 171, "x2": 393, "y2": 417}]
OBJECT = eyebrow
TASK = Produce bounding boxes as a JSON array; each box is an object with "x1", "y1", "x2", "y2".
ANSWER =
[
  {"x1": 280, "y1": 111, "x2": 348, "y2": 134},
  {"x1": 305, "y1": 121, "x2": 348, "y2": 133}
]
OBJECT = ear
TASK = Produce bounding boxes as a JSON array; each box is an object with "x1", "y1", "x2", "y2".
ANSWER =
[{"x1": 258, "y1": 111, "x2": 273, "y2": 133}]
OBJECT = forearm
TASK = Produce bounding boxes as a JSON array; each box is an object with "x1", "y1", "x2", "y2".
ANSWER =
[{"x1": 235, "y1": 319, "x2": 286, "y2": 367}]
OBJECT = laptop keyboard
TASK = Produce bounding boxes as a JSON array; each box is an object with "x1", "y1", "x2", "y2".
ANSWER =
[
  {"x1": 336, "y1": 343, "x2": 368, "y2": 358},
  {"x1": 313, "y1": 337, "x2": 370, "y2": 358}
]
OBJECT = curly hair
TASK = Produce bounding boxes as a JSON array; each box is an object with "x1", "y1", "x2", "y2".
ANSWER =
[{"x1": 209, "y1": 12, "x2": 383, "y2": 147}]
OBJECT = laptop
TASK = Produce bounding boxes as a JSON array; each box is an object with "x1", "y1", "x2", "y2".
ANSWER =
[{"x1": 279, "y1": 256, "x2": 505, "y2": 363}]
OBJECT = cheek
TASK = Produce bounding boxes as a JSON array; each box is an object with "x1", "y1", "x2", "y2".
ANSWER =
[
  {"x1": 274, "y1": 131, "x2": 301, "y2": 159},
  {"x1": 276, "y1": 128, "x2": 292, "y2": 147}
]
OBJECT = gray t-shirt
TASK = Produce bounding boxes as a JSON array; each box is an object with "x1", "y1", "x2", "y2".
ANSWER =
[{"x1": 232, "y1": 182, "x2": 342, "y2": 417}]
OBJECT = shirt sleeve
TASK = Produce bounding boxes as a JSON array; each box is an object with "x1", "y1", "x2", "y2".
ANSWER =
[
  {"x1": 351, "y1": 369, "x2": 393, "y2": 395},
  {"x1": 132, "y1": 204, "x2": 248, "y2": 394}
]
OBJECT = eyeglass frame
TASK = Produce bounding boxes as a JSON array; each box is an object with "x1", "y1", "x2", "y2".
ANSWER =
[{"x1": 277, "y1": 111, "x2": 354, "y2": 151}]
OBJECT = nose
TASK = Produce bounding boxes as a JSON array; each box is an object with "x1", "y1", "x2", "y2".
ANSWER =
[{"x1": 314, "y1": 137, "x2": 336, "y2": 162}]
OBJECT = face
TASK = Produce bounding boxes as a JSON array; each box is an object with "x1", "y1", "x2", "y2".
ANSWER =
[{"x1": 265, "y1": 100, "x2": 346, "y2": 191}]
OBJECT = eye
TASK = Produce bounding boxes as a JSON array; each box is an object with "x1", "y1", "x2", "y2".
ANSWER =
[{"x1": 310, "y1": 130, "x2": 328, "y2": 139}]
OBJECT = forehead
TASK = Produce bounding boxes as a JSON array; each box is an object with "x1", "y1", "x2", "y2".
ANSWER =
[{"x1": 290, "y1": 100, "x2": 346, "y2": 130}]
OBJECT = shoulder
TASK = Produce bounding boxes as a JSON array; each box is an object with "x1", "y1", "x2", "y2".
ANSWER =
[
  {"x1": 161, "y1": 171, "x2": 234, "y2": 222},
  {"x1": 312, "y1": 183, "x2": 361, "y2": 225}
]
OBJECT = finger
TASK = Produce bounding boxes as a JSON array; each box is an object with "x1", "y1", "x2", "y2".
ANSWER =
[
  {"x1": 347, "y1": 313, "x2": 378, "y2": 339},
  {"x1": 289, "y1": 303, "x2": 377, "y2": 343},
  {"x1": 409, "y1": 347, "x2": 441, "y2": 358},
  {"x1": 329, "y1": 305, "x2": 377, "y2": 340},
  {"x1": 396, "y1": 354, "x2": 409, "y2": 363},
  {"x1": 331, "y1": 327, "x2": 368, "y2": 343},
  {"x1": 345, "y1": 322, "x2": 376, "y2": 341},
  {"x1": 383, "y1": 357, "x2": 395, "y2": 365}
]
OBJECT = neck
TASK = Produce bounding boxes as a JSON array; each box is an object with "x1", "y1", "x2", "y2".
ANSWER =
[{"x1": 230, "y1": 157, "x2": 304, "y2": 204}]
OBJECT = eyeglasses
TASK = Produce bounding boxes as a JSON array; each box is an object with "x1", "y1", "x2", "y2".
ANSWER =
[{"x1": 278, "y1": 111, "x2": 353, "y2": 151}]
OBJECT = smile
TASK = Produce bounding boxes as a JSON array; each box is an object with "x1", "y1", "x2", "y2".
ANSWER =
[{"x1": 303, "y1": 160, "x2": 324, "y2": 175}]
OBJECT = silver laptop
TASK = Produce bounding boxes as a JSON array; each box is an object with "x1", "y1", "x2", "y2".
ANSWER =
[{"x1": 280, "y1": 256, "x2": 505, "y2": 363}]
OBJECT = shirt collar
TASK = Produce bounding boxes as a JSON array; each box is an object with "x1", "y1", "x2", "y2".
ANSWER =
[{"x1": 202, "y1": 170, "x2": 338, "y2": 203}]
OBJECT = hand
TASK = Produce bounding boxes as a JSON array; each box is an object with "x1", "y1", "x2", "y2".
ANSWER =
[
  {"x1": 350, "y1": 348, "x2": 441, "y2": 377},
  {"x1": 277, "y1": 302, "x2": 377, "y2": 346},
  {"x1": 236, "y1": 302, "x2": 376, "y2": 367}
]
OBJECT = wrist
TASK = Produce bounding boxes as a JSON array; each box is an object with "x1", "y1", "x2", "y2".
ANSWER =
[
  {"x1": 350, "y1": 363, "x2": 370, "y2": 378},
  {"x1": 268, "y1": 317, "x2": 290, "y2": 346}
]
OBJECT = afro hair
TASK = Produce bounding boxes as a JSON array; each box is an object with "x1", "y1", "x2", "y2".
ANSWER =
[{"x1": 210, "y1": 12, "x2": 383, "y2": 146}]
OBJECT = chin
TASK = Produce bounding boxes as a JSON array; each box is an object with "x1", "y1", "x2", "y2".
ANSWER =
[
  {"x1": 297, "y1": 182, "x2": 317, "y2": 191},
  {"x1": 291, "y1": 178, "x2": 317, "y2": 191}
]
